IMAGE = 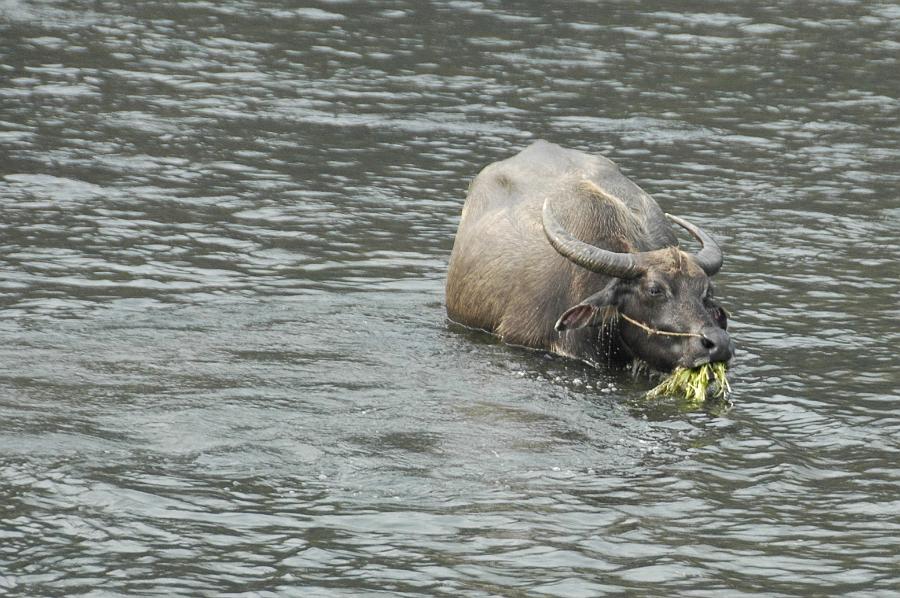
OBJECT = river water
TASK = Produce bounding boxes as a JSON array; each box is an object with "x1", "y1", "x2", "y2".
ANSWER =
[{"x1": 1, "y1": 1, "x2": 898, "y2": 596}]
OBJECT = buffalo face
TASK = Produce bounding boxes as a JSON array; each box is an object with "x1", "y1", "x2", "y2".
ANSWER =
[
  {"x1": 613, "y1": 255, "x2": 734, "y2": 371},
  {"x1": 544, "y1": 201, "x2": 735, "y2": 372}
]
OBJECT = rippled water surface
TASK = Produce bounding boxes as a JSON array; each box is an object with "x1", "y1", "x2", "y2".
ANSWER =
[{"x1": 1, "y1": 1, "x2": 898, "y2": 595}]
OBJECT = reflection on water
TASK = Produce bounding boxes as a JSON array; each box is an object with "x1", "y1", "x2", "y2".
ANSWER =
[{"x1": 1, "y1": 0, "x2": 898, "y2": 595}]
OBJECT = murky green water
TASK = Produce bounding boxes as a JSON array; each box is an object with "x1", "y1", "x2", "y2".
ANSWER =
[{"x1": 1, "y1": 1, "x2": 898, "y2": 595}]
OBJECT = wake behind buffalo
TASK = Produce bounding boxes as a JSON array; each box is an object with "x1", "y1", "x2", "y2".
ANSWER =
[{"x1": 445, "y1": 140, "x2": 734, "y2": 377}]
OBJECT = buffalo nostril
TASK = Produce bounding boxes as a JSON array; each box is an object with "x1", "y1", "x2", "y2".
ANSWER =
[{"x1": 700, "y1": 329, "x2": 734, "y2": 363}]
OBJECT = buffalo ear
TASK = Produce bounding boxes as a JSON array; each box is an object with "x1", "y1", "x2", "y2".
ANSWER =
[
  {"x1": 708, "y1": 304, "x2": 729, "y2": 331},
  {"x1": 554, "y1": 283, "x2": 618, "y2": 332},
  {"x1": 555, "y1": 303, "x2": 598, "y2": 331}
]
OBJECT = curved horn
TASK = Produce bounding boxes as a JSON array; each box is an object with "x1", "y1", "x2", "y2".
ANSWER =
[
  {"x1": 542, "y1": 199, "x2": 646, "y2": 279},
  {"x1": 665, "y1": 214, "x2": 723, "y2": 276}
]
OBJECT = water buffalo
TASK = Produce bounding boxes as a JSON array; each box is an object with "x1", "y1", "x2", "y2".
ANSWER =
[{"x1": 445, "y1": 140, "x2": 734, "y2": 372}]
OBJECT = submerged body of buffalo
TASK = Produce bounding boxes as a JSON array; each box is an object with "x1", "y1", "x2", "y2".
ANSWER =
[{"x1": 446, "y1": 141, "x2": 734, "y2": 373}]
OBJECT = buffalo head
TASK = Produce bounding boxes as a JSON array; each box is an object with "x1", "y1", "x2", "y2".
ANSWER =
[{"x1": 543, "y1": 200, "x2": 734, "y2": 372}]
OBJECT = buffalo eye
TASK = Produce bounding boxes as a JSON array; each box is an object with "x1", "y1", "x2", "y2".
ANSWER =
[{"x1": 646, "y1": 283, "x2": 665, "y2": 298}]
